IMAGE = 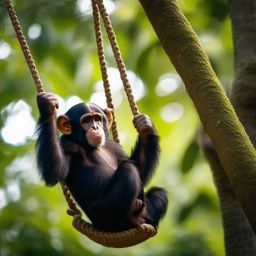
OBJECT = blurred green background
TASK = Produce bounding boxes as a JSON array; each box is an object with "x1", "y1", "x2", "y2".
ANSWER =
[{"x1": 0, "y1": 0, "x2": 232, "y2": 255}]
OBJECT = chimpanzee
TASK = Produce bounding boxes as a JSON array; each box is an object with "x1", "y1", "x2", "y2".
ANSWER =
[{"x1": 36, "y1": 92, "x2": 168, "y2": 232}]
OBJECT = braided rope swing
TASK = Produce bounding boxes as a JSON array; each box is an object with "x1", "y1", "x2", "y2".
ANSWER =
[{"x1": 5, "y1": 0, "x2": 157, "y2": 247}]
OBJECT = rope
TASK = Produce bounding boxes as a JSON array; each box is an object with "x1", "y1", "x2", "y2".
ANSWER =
[
  {"x1": 61, "y1": 182, "x2": 82, "y2": 216},
  {"x1": 5, "y1": 0, "x2": 139, "y2": 117},
  {"x1": 5, "y1": 0, "x2": 81, "y2": 218},
  {"x1": 93, "y1": 0, "x2": 140, "y2": 117},
  {"x1": 5, "y1": 0, "x2": 44, "y2": 93},
  {"x1": 92, "y1": 0, "x2": 120, "y2": 143}
]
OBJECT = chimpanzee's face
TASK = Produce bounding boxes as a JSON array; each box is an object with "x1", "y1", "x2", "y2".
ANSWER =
[{"x1": 57, "y1": 103, "x2": 113, "y2": 149}]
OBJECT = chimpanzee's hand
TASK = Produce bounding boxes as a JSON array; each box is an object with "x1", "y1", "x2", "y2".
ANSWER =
[
  {"x1": 37, "y1": 92, "x2": 59, "y2": 117},
  {"x1": 133, "y1": 114, "x2": 157, "y2": 138}
]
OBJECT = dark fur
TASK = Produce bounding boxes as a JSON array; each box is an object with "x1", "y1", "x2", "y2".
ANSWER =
[{"x1": 36, "y1": 101, "x2": 168, "y2": 232}]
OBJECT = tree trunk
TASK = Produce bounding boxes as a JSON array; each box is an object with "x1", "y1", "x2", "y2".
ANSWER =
[
  {"x1": 201, "y1": 133, "x2": 256, "y2": 255},
  {"x1": 229, "y1": 0, "x2": 256, "y2": 144},
  {"x1": 201, "y1": 0, "x2": 256, "y2": 253},
  {"x1": 138, "y1": 0, "x2": 256, "y2": 232},
  {"x1": 226, "y1": 0, "x2": 256, "y2": 252}
]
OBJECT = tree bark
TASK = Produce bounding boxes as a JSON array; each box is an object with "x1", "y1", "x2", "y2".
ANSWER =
[
  {"x1": 138, "y1": 0, "x2": 256, "y2": 232},
  {"x1": 227, "y1": 0, "x2": 256, "y2": 252},
  {"x1": 201, "y1": 133, "x2": 256, "y2": 255},
  {"x1": 229, "y1": 0, "x2": 256, "y2": 144}
]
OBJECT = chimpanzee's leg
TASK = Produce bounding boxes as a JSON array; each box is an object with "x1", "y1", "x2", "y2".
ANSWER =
[
  {"x1": 145, "y1": 186, "x2": 168, "y2": 229},
  {"x1": 87, "y1": 161, "x2": 141, "y2": 231}
]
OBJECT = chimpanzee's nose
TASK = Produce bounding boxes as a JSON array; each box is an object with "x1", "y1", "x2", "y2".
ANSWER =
[{"x1": 92, "y1": 121, "x2": 98, "y2": 130}]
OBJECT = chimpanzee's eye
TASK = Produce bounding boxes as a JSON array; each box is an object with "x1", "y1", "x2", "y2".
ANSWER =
[
  {"x1": 94, "y1": 115, "x2": 102, "y2": 122},
  {"x1": 82, "y1": 116, "x2": 90, "y2": 123}
]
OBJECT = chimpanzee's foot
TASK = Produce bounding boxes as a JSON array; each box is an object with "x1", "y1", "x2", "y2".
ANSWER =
[{"x1": 129, "y1": 199, "x2": 146, "y2": 227}]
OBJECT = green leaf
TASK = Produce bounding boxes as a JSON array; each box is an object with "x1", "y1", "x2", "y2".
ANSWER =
[{"x1": 181, "y1": 140, "x2": 200, "y2": 174}]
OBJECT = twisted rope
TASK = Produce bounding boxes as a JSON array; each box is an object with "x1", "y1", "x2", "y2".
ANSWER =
[
  {"x1": 60, "y1": 182, "x2": 82, "y2": 216},
  {"x1": 93, "y1": 0, "x2": 139, "y2": 117},
  {"x1": 92, "y1": 0, "x2": 120, "y2": 143},
  {"x1": 5, "y1": 0, "x2": 44, "y2": 93},
  {"x1": 5, "y1": 0, "x2": 81, "y2": 218}
]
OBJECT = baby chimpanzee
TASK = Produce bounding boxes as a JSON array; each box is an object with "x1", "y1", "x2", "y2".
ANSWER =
[{"x1": 36, "y1": 92, "x2": 168, "y2": 232}]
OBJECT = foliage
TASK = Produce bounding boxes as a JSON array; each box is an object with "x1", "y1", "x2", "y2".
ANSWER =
[{"x1": 0, "y1": 0, "x2": 232, "y2": 255}]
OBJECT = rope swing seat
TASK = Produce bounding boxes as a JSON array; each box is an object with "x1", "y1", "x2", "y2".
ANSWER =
[{"x1": 5, "y1": 0, "x2": 157, "y2": 248}]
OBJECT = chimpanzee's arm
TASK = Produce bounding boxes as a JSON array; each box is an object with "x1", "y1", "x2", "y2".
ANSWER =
[
  {"x1": 36, "y1": 92, "x2": 69, "y2": 186},
  {"x1": 130, "y1": 114, "x2": 160, "y2": 185}
]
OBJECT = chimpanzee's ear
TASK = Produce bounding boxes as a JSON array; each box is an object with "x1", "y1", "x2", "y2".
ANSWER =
[
  {"x1": 104, "y1": 108, "x2": 114, "y2": 128},
  {"x1": 57, "y1": 115, "x2": 72, "y2": 135}
]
